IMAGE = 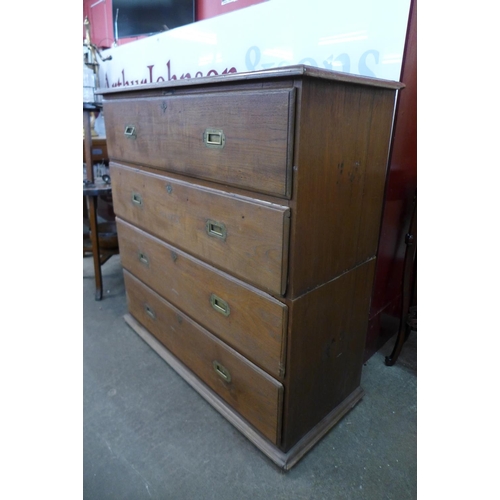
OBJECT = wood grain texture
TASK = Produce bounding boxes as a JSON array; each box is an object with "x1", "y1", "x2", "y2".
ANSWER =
[
  {"x1": 287, "y1": 78, "x2": 396, "y2": 297},
  {"x1": 104, "y1": 89, "x2": 294, "y2": 197},
  {"x1": 124, "y1": 272, "x2": 284, "y2": 444},
  {"x1": 117, "y1": 218, "x2": 288, "y2": 378},
  {"x1": 110, "y1": 162, "x2": 290, "y2": 295},
  {"x1": 123, "y1": 312, "x2": 363, "y2": 470},
  {"x1": 279, "y1": 386, "x2": 364, "y2": 470},
  {"x1": 102, "y1": 67, "x2": 401, "y2": 464},
  {"x1": 280, "y1": 259, "x2": 376, "y2": 450}
]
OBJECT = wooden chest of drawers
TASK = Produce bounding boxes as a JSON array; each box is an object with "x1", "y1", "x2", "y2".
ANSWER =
[{"x1": 101, "y1": 65, "x2": 403, "y2": 469}]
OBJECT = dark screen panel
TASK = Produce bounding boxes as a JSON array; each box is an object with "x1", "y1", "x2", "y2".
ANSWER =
[{"x1": 113, "y1": 0, "x2": 195, "y2": 38}]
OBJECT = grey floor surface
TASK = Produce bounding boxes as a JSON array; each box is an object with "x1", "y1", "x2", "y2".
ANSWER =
[{"x1": 83, "y1": 254, "x2": 417, "y2": 500}]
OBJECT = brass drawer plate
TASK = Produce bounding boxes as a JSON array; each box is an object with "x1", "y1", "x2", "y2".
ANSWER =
[
  {"x1": 116, "y1": 218, "x2": 288, "y2": 379},
  {"x1": 103, "y1": 88, "x2": 295, "y2": 198},
  {"x1": 124, "y1": 270, "x2": 284, "y2": 445},
  {"x1": 111, "y1": 163, "x2": 290, "y2": 296}
]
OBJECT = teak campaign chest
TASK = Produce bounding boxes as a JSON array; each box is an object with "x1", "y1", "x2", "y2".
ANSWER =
[{"x1": 101, "y1": 65, "x2": 403, "y2": 470}]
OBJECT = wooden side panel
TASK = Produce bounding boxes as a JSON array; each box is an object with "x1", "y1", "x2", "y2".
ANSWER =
[
  {"x1": 281, "y1": 259, "x2": 376, "y2": 450},
  {"x1": 124, "y1": 271, "x2": 284, "y2": 445},
  {"x1": 287, "y1": 78, "x2": 396, "y2": 297},
  {"x1": 117, "y1": 218, "x2": 288, "y2": 378},
  {"x1": 110, "y1": 163, "x2": 290, "y2": 295},
  {"x1": 103, "y1": 89, "x2": 294, "y2": 197}
]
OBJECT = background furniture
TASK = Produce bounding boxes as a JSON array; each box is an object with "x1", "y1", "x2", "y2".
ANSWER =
[
  {"x1": 385, "y1": 192, "x2": 417, "y2": 366},
  {"x1": 83, "y1": 104, "x2": 118, "y2": 301},
  {"x1": 101, "y1": 65, "x2": 403, "y2": 469}
]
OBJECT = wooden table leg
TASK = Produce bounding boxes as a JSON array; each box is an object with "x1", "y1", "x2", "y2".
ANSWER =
[
  {"x1": 83, "y1": 108, "x2": 104, "y2": 301},
  {"x1": 86, "y1": 194, "x2": 103, "y2": 301}
]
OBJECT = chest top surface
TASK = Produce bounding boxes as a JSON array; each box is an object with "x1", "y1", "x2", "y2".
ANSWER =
[{"x1": 99, "y1": 64, "x2": 404, "y2": 97}]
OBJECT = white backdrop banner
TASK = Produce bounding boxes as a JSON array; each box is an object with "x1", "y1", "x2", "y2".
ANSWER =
[{"x1": 98, "y1": 0, "x2": 411, "y2": 90}]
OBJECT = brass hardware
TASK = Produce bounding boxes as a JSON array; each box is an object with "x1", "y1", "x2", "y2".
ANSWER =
[
  {"x1": 206, "y1": 219, "x2": 227, "y2": 240},
  {"x1": 138, "y1": 252, "x2": 149, "y2": 266},
  {"x1": 210, "y1": 294, "x2": 230, "y2": 317},
  {"x1": 203, "y1": 128, "x2": 225, "y2": 148},
  {"x1": 131, "y1": 192, "x2": 143, "y2": 206},
  {"x1": 213, "y1": 361, "x2": 231, "y2": 383},
  {"x1": 124, "y1": 124, "x2": 136, "y2": 139},
  {"x1": 166, "y1": 184, "x2": 173, "y2": 194},
  {"x1": 144, "y1": 304, "x2": 156, "y2": 320}
]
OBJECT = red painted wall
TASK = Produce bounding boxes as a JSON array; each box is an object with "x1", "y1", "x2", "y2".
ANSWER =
[
  {"x1": 82, "y1": 0, "x2": 169, "y2": 48},
  {"x1": 365, "y1": 0, "x2": 417, "y2": 360},
  {"x1": 195, "y1": 0, "x2": 266, "y2": 21},
  {"x1": 83, "y1": 1, "x2": 267, "y2": 48},
  {"x1": 83, "y1": 0, "x2": 115, "y2": 48}
]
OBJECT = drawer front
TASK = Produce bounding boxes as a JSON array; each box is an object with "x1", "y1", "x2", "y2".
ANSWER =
[
  {"x1": 117, "y1": 218, "x2": 287, "y2": 378},
  {"x1": 124, "y1": 270, "x2": 284, "y2": 445},
  {"x1": 103, "y1": 89, "x2": 294, "y2": 198},
  {"x1": 111, "y1": 163, "x2": 290, "y2": 296}
]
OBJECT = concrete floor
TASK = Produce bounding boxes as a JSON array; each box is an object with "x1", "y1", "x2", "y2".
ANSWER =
[{"x1": 83, "y1": 254, "x2": 417, "y2": 500}]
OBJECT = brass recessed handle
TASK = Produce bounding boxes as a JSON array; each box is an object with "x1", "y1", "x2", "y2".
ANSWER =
[
  {"x1": 210, "y1": 294, "x2": 230, "y2": 317},
  {"x1": 206, "y1": 219, "x2": 227, "y2": 240},
  {"x1": 203, "y1": 128, "x2": 225, "y2": 148},
  {"x1": 131, "y1": 192, "x2": 143, "y2": 206},
  {"x1": 124, "y1": 124, "x2": 136, "y2": 138},
  {"x1": 138, "y1": 251, "x2": 149, "y2": 266},
  {"x1": 213, "y1": 361, "x2": 231, "y2": 383},
  {"x1": 144, "y1": 304, "x2": 156, "y2": 320}
]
